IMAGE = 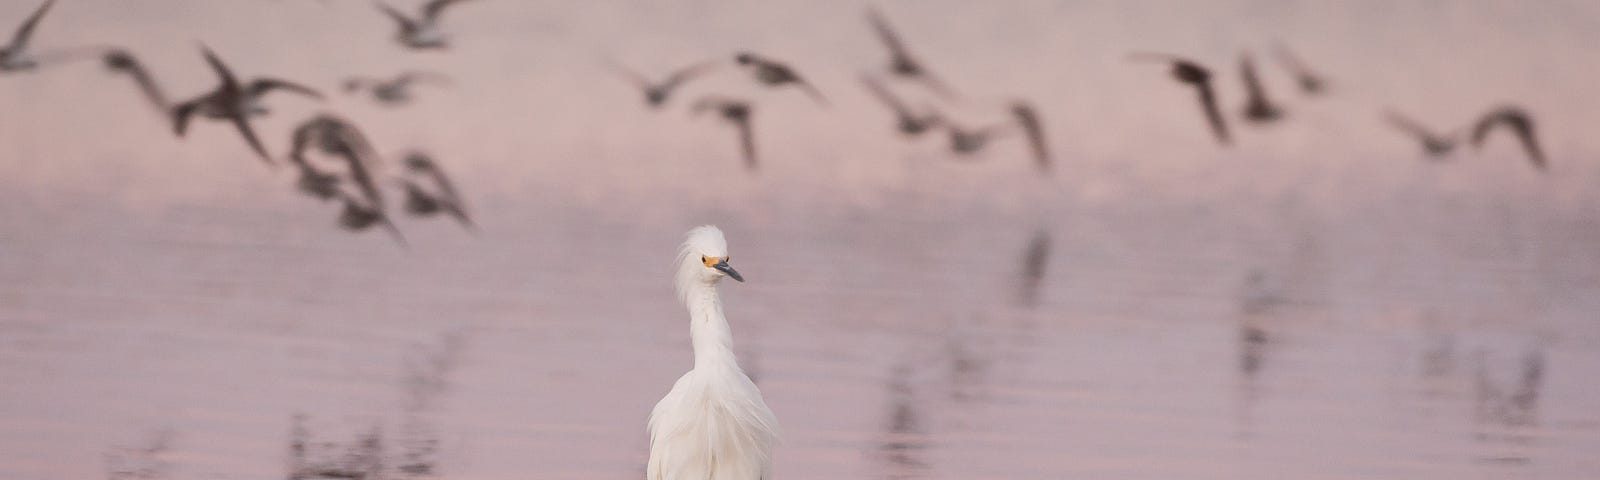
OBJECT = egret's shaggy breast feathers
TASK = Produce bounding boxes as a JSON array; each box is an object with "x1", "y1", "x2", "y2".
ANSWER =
[{"x1": 648, "y1": 226, "x2": 777, "y2": 480}]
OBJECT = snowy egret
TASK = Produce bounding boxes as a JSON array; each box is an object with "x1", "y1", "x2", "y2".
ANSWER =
[{"x1": 647, "y1": 226, "x2": 777, "y2": 480}]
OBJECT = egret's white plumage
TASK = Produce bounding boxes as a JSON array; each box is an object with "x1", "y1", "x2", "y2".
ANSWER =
[{"x1": 648, "y1": 226, "x2": 777, "y2": 480}]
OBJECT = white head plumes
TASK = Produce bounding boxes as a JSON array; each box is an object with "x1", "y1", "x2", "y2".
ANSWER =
[{"x1": 649, "y1": 225, "x2": 776, "y2": 480}]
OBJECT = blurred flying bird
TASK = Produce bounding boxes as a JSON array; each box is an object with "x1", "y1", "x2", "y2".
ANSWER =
[
  {"x1": 1470, "y1": 105, "x2": 1545, "y2": 170},
  {"x1": 1272, "y1": 44, "x2": 1327, "y2": 95},
  {"x1": 609, "y1": 60, "x2": 719, "y2": 109},
  {"x1": 102, "y1": 48, "x2": 169, "y2": 111},
  {"x1": 734, "y1": 51, "x2": 827, "y2": 105},
  {"x1": 0, "y1": 0, "x2": 56, "y2": 72},
  {"x1": 287, "y1": 114, "x2": 386, "y2": 206},
  {"x1": 375, "y1": 0, "x2": 476, "y2": 50},
  {"x1": 344, "y1": 70, "x2": 451, "y2": 106},
  {"x1": 1009, "y1": 101, "x2": 1052, "y2": 172},
  {"x1": 1238, "y1": 53, "x2": 1284, "y2": 123},
  {"x1": 397, "y1": 152, "x2": 473, "y2": 230},
  {"x1": 171, "y1": 47, "x2": 323, "y2": 163},
  {"x1": 942, "y1": 120, "x2": 1011, "y2": 156},
  {"x1": 866, "y1": 7, "x2": 956, "y2": 98},
  {"x1": 692, "y1": 96, "x2": 758, "y2": 170},
  {"x1": 860, "y1": 74, "x2": 941, "y2": 137},
  {"x1": 336, "y1": 191, "x2": 407, "y2": 246},
  {"x1": 647, "y1": 226, "x2": 774, "y2": 480},
  {"x1": 1382, "y1": 109, "x2": 1458, "y2": 158},
  {"x1": 1017, "y1": 229, "x2": 1051, "y2": 306},
  {"x1": 1130, "y1": 52, "x2": 1230, "y2": 146}
]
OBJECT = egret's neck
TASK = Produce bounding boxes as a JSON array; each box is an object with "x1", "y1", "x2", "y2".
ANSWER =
[{"x1": 683, "y1": 281, "x2": 740, "y2": 372}]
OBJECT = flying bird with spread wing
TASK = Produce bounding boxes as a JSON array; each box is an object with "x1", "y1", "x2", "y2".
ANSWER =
[
  {"x1": 865, "y1": 7, "x2": 956, "y2": 98},
  {"x1": 1130, "y1": 52, "x2": 1230, "y2": 146},
  {"x1": 170, "y1": 46, "x2": 324, "y2": 164},
  {"x1": 692, "y1": 96, "x2": 758, "y2": 171},
  {"x1": 375, "y1": 0, "x2": 477, "y2": 50},
  {"x1": 609, "y1": 60, "x2": 719, "y2": 109},
  {"x1": 1470, "y1": 106, "x2": 1546, "y2": 171},
  {"x1": 734, "y1": 51, "x2": 827, "y2": 106}
]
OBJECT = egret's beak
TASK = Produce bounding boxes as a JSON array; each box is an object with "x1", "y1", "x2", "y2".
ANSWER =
[{"x1": 713, "y1": 258, "x2": 744, "y2": 282}]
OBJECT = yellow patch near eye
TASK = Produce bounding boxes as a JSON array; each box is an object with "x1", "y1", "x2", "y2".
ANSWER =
[{"x1": 702, "y1": 256, "x2": 721, "y2": 267}]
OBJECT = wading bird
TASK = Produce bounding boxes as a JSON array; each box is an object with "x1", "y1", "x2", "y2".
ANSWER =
[
  {"x1": 734, "y1": 51, "x2": 827, "y2": 105},
  {"x1": 1470, "y1": 105, "x2": 1545, "y2": 171},
  {"x1": 1382, "y1": 109, "x2": 1458, "y2": 158},
  {"x1": 610, "y1": 60, "x2": 719, "y2": 109},
  {"x1": 647, "y1": 226, "x2": 776, "y2": 480},
  {"x1": 692, "y1": 96, "x2": 758, "y2": 170},
  {"x1": 1130, "y1": 52, "x2": 1230, "y2": 146},
  {"x1": 343, "y1": 70, "x2": 451, "y2": 106},
  {"x1": 865, "y1": 7, "x2": 955, "y2": 97},
  {"x1": 375, "y1": 0, "x2": 476, "y2": 50},
  {"x1": 171, "y1": 47, "x2": 323, "y2": 163}
]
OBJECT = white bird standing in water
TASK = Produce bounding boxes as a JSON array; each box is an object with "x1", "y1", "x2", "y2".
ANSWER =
[{"x1": 647, "y1": 226, "x2": 777, "y2": 480}]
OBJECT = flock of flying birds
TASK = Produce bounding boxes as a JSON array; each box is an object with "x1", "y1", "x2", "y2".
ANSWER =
[
  {"x1": 2, "y1": 0, "x2": 476, "y2": 246},
  {"x1": 0, "y1": 1, "x2": 1554, "y2": 244}
]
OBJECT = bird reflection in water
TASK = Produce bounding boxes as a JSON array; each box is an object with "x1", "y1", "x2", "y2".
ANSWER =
[
  {"x1": 105, "y1": 429, "x2": 174, "y2": 480},
  {"x1": 1016, "y1": 229, "x2": 1051, "y2": 307},
  {"x1": 876, "y1": 363, "x2": 929, "y2": 480}
]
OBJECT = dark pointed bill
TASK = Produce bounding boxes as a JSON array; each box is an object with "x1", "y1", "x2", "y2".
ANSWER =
[{"x1": 713, "y1": 258, "x2": 744, "y2": 282}]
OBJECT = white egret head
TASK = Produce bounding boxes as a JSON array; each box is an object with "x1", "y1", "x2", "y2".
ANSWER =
[{"x1": 676, "y1": 226, "x2": 743, "y2": 300}]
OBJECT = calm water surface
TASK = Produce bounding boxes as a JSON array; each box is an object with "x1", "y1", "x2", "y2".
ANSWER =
[{"x1": 2, "y1": 1, "x2": 1599, "y2": 479}]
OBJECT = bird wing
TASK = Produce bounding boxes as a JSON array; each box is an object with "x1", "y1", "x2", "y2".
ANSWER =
[
  {"x1": 736, "y1": 116, "x2": 758, "y2": 171},
  {"x1": 1239, "y1": 54, "x2": 1267, "y2": 99},
  {"x1": 860, "y1": 74, "x2": 913, "y2": 118},
  {"x1": 199, "y1": 46, "x2": 243, "y2": 92},
  {"x1": 170, "y1": 100, "x2": 199, "y2": 137},
  {"x1": 790, "y1": 73, "x2": 829, "y2": 106},
  {"x1": 228, "y1": 112, "x2": 274, "y2": 164},
  {"x1": 397, "y1": 70, "x2": 453, "y2": 86},
  {"x1": 1511, "y1": 121, "x2": 1546, "y2": 170},
  {"x1": 343, "y1": 77, "x2": 378, "y2": 92},
  {"x1": 422, "y1": 0, "x2": 472, "y2": 22},
  {"x1": 659, "y1": 60, "x2": 719, "y2": 91},
  {"x1": 1383, "y1": 110, "x2": 1442, "y2": 142},
  {"x1": 1011, "y1": 103, "x2": 1052, "y2": 172},
  {"x1": 374, "y1": 1, "x2": 417, "y2": 29},
  {"x1": 1195, "y1": 81, "x2": 1231, "y2": 145},
  {"x1": 866, "y1": 8, "x2": 912, "y2": 61},
  {"x1": 6, "y1": 0, "x2": 54, "y2": 51},
  {"x1": 605, "y1": 61, "x2": 653, "y2": 90},
  {"x1": 250, "y1": 78, "x2": 325, "y2": 100},
  {"x1": 104, "y1": 49, "x2": 170, "y2": 110}
]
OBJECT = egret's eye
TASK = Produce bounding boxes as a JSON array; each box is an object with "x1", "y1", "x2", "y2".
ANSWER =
[{"x1": 702, "y1": 255, "x2": 718, "y2": 268}]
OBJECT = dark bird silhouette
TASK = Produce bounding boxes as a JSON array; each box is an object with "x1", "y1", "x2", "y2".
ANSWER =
[
  {"x1": 171, "y1": 47, "x2": 323, "y2": 164},
  {"x1": 860, "y1": 74, "x2": 941, "y2": 137},
  {"x1": 609, "y1": 60, "x2": 718, "y2": 109},
  {"x1": 692, "y1": 96, "x2": 758, "y2": 170},
  {"x1": 1238, "y1": 53, "x2": 1284, "y2": 123},
  {"x1": 1272, "y1": 44, "x2": 1327, "y2": 95},
  {"x1": 865, "y1": 7, "x2": 956, "y2": 98},
  {"x1": 1009, "y1": 101, "x2": 1052, "y2": 172},
  {"x1": 375, "y1": 0, "x2": 476, "y2": 50},
  {"x1": 1383, "y1": 110, "x2": 1458, "y2": 158},
  {"x1": 102, "y1": 48, "x2": 169, "y2": 111},
  {"x1": 344, "y1": 70, "x2": 451, "y2": 106},
  {"x1": 288, "y1": 114, "x2": 406, "y2": 245},
  {"x1": 0, "y1": 0, "x2": 55, "y2": 72},
  {"x1": 288, "y1": 114, "x2": 385, "y2": 205},
  {"x1": 734, "y1": 51, "x2": 827, "y2": 105},
  {"x1": 1470, "y1": 106, "x2": 1546, "y2": 170},
  {"x1": 397, "y1": 152, "x2": 473, "y2": 230},
  {"x1": 1130, "y1": 53, "x2": 1230, "y2": 146}
]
